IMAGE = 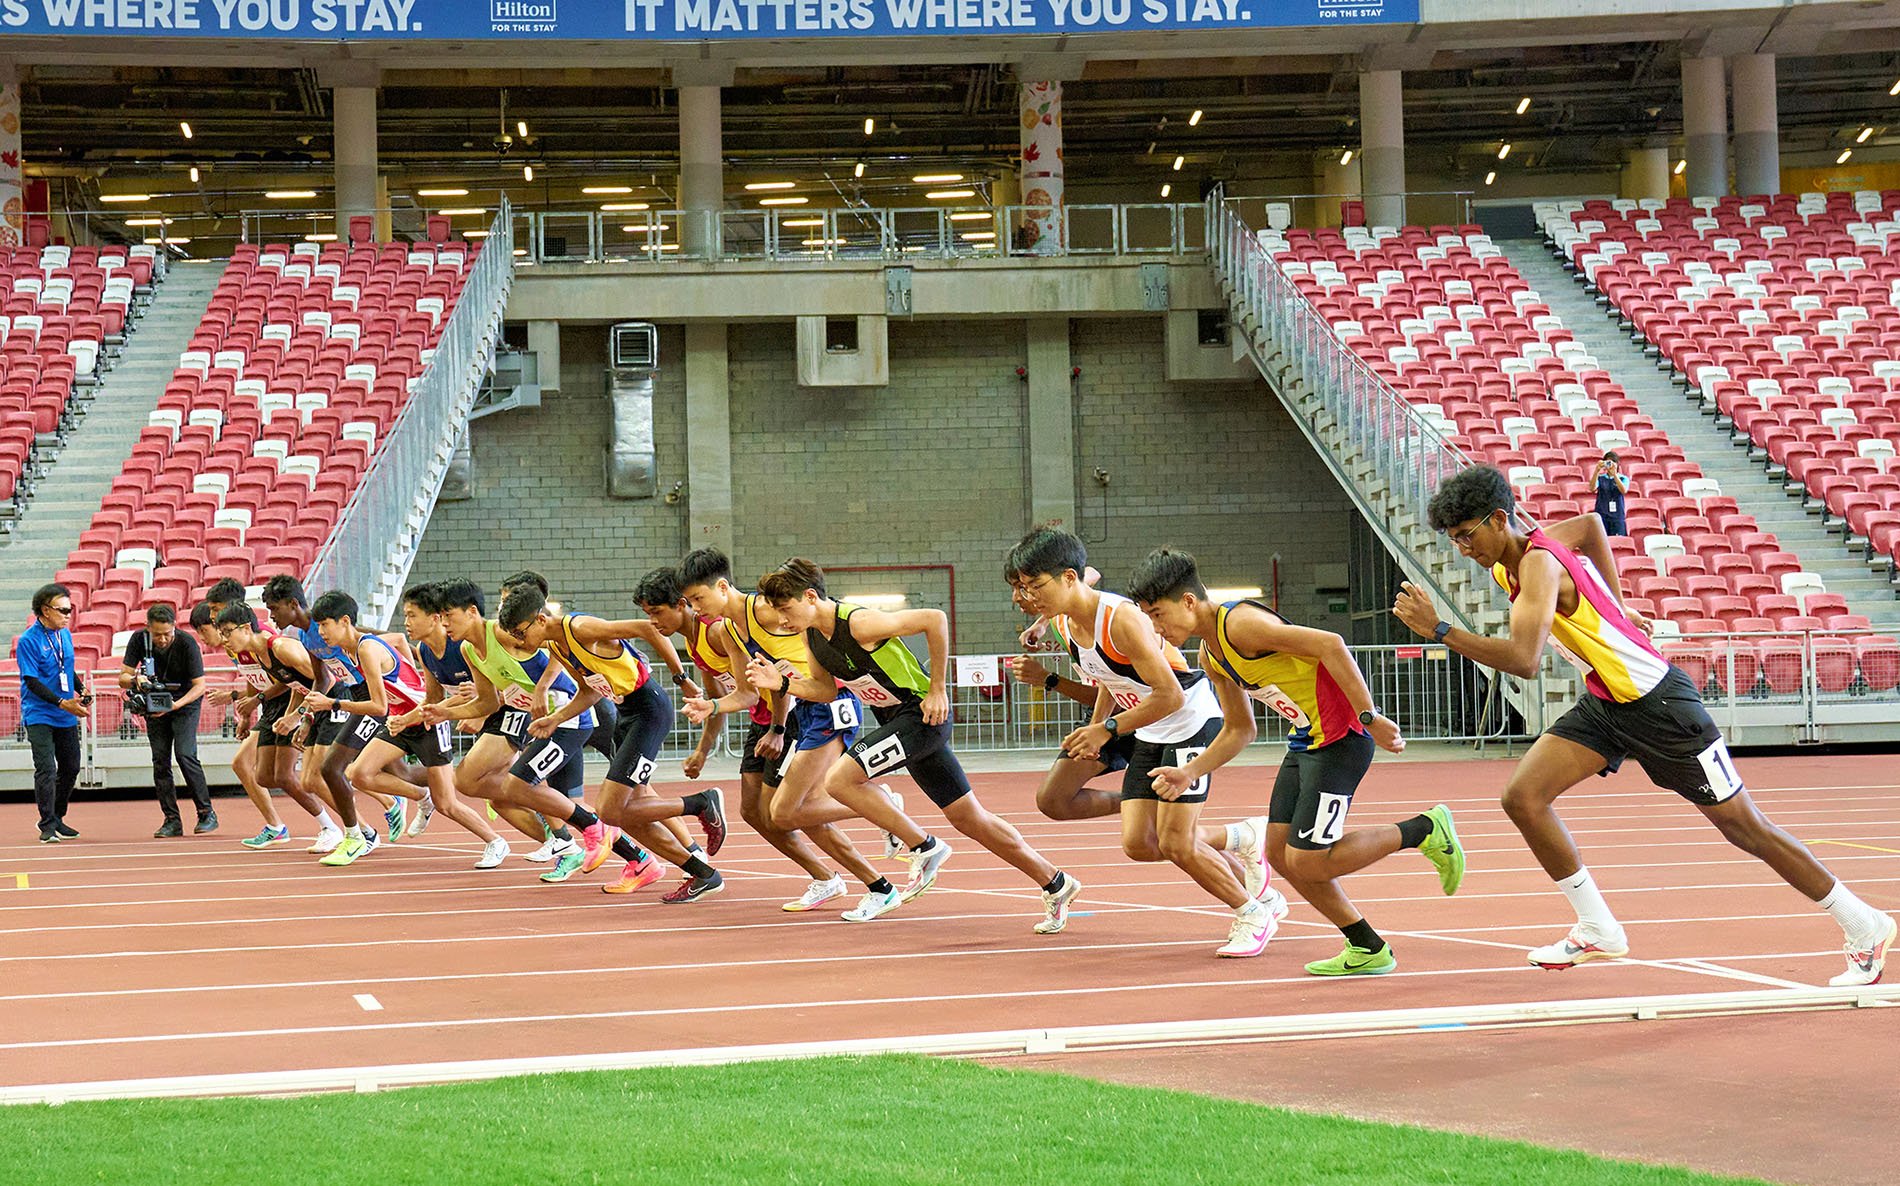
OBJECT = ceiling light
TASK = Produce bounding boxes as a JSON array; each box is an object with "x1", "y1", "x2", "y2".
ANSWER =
[
  {"x1": 961, "y1": 231, "x2": 996, "y2": 241},
  {"x1": 601, "y1": 202, "x2": 650, "y2": 211},
  {"x1": 465, "y1": 229, "x2": 490, "y2": 238},
  {"x1": 1172, "y1": 155, "x2": 1185, "y2": 171},
  {"x1": 304, "y1": 233, "x2": 337, "y2": 242},
  {"x1": 188, "y1": 167, "x2": 200, "y2": 183},
  {"x1": 179, "y1": 121, "x2": 192, "y2": 139},
  {"x1": 1188, "y1": 109, "x2": 1203, "y2": 126},
  {"x1": 1838, "y1": 149, "x2": 1854, "y2": 164},
  {"x1": 1340, "y1": 149, "x2": 1353, "y2": 165},
  {"x1": 1160, "y1": 183, "x2": 1172, "y2": 198},
  {"x1": 744, "y1": 181, "x2": 798, "y2": 191},
  {"x1": 620, "y1": 224, "x2": 671, "y2": 232},
  {"x1": 853, "y1": 162, "x2": 865, "y2": 178},
  {"x1": 949, "y1": 211, "x2": 990, "y2": 221},
  {"x1": 438, "y1": 207, "x2": 485, "y2": 216},
  {"x1": 1204, "y1": 586, "x2": 1264, "y2": 601},
  {"x1": 1497, "y1": 143, "x2": 1511, "y2": 160},
  {"x1": 517, "y1": 120, "x2": 529, "y2": 139},
  {"x1": 582, "y1": 185, "x2": 632, "y2": 195},
  {"x1": 144, "y1": 236, "x2": 189, "y2": 244},
  {"x1": 781, "y1": 218, "x2": 824, "y2": 227},
  {"x1": 864, "y1": 117, "x2": 875, "y2": 135},
  {"x1": 100, "y1": 193, "x2": 151, "y2": 203},
  {"x1": 522, "y1": 165, "x2": 534, "y2": 181},
  {"x1": 1891, "y1": 78, "x2": 1900, "y2": 97},
  {"x1": 125, "y1": 218, "x2": 173, "y2": 227},
  {"x1": 913, "y1": 173, "x2": 963, "y2": 184},
  {"x1": 654, "y1": 243, "x2": 680, "y2": 251},
  {"x1": 1858, "y1": 127, "x2": 1874, "y2": 144},
  {"x1": 1674, "y1": 159, "x2": 1686, "y2": 174},
  {"x1": 843, "y1": 594, "x2": 909, "y2": 610},
  {"x1": 266, "y1": 190, "x2": 317, "y2": 200},
  {"x1": 760, "y1": 196, "x2": 809, "y2": 206},
  {"x1": 801, "y1": 238, "x2": 846, "y2": 247},
  {"x1": 1484, "y1": 171, "x2": 1497, "y2": 186},
  {"x1": 514, "y1": 248, "x2": 528, "y2": 256},
  {"x1": 1515, "y1": 96, "x2": 1531, "y2": 115},
  {"x1": 418, "y1": 187, "x2": 468, "y2": 197},
  {"x1": 925, "y1": 189, "x2": 975, "y2": 199}
]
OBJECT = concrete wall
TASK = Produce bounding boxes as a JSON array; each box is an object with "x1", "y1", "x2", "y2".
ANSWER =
[{"x1": 412, "y1": 314, "x2": 1357, "y2": 651}]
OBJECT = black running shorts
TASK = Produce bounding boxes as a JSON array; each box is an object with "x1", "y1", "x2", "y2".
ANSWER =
[
  {"x1": 1546, "y1": 665, "x2": 1746, "y2": 806},
  {"x1": 1121, "y1": 717, "x2": 1223, "y2": 804},
  {"x1": 1270, "y1": 729, "x2": 1375, "y2": 851},
  {"x1": 255, "y1": 694, "x2": 294, "y2": 749},
  {"x1": 378, "y1": 720, "x2": 455, "y2": 769},
  {"x1": 847, "y1": 703, "x2": 972, "y2": 809},
  {"x1": 740, "y1": 719, "x2": 789, "y2": 785},
  {"x1": 605, "y1": 678, "x2": 674, "y2": 788}
]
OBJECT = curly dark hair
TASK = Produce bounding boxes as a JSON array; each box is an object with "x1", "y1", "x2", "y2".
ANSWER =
[{"x1": 1427, "y1": 466, "x2": 1515, "y2": 532}]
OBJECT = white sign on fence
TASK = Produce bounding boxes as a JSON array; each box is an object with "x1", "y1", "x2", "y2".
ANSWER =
[{"x1": 954, "y1": 655, "x2": 1002, "y2": 688}]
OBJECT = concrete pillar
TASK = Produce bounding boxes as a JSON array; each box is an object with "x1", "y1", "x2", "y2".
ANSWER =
[
  {"x1": 527, "y1": 320, "x2": 561, "y2": 395},
  {"x1": 684, "y1": 322, "x2": 733, "y2": 556},
  {"x1": 331, "y1": 76, "x2": 382, "y2": 239},
  {"x1": 1681, "y1": 55, "x2": 1728, "y2": 199},
  {"x1": 1620, "y1": 147, "x2": 1671, "y2": 202},
  {"x1": 1020, "y1": 81, "x2": 1063, "y2": 253},
  {"x1": 1358, "y1": 70, "x2": 1406, "y2": 228},
  {"x1": 1318, "y1": 150, "x2": 1363, "y2": 228},
  {"x1": 0, "y1": 60, "x2": 20, "y2": 248},
  {"x1": 1025, "y1": 318, "x2": 1075, "y2": 530},
  {"x1": 677, "y1": 84, "x2": 723, "y2": 259},
  {"x1": 1731, "y1": 53, "x2": 1780, "y2": 198}
]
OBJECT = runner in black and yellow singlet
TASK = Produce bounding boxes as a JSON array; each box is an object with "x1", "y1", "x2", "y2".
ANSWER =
[{"x1": 1131, "y1": 547, "x2": 1465, "y2": 977}]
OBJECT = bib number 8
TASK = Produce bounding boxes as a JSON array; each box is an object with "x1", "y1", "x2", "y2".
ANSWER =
[
  {"x1": 828, "y1": 696, "x2": 861, "y2": 732},
  {"x1": 1171, "y1": 746, "x2": 1212, "y2": 798}
]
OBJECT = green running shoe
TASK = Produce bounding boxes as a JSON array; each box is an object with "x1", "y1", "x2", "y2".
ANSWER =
[
  {"x1": 319, "y1": 832, "x2": 370, "y2": 867},
  {"x1": 384, "y1": 799, "x2": 409, "y2": 843},
  {"x1": 1418, "y1": 803, "x2": 1465, "y2": 896},
  {"x1": 1305, "y1": 943, "x2": 1398, "y2": 977},
  {"x1": 540, "y1": 843, "x2": 585, "y2": 884}
]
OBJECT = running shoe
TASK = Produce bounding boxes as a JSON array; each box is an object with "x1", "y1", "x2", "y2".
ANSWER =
[
  {"x1": 841, "y1": 886, "x2": 904, "y2": 922},
  {"x1": 1230, "y1": 815, "x2": 1270, "y2": 900},
  {"x1": 1258, "y1": 884, "x2": 1291, "y2": 923},
  {"x1": 900, "y1": 838, "x2": 953, "y2": 901},
  {"x1": 602, "y1": 853, "x2": 664, "y2": 895},
  {"x1": 782, "y1": 875, "x2": 848, "y2": 913},
  {"x1": 306, "y1": 827, "x2": 344, "y2": 855},
  {"x1": 411, "y1": 794, "x2": 435, "y2": 838},
  {"x1": 53, "y1": 822, "x2": 79, "y2": 839},
  {"x1": 695, "y1": 787, "x2": 727, "y2": 857},
  {"x1": 1033, "y1": 874, "x2": 1083, "y2": 935},
  {"x1": 361, "y1": 827, "x2": 381, "y2": 855},
  {"x1": 578, "y1": 822, "x2": 616, "y2": 874},
  {"x1": 660, "y1": 871, "x2": 725, "y2": 904},
  {"x1": 242, "y1": 824, "x2": 291, "y2": 849},
  {"x1": 1215, "y1": 899, "x2": 1277, "y2": 958},
  {"x1": 1418, "y1": 803, "x2": 1465, "y2": 896},
  {"x1": 539, "y1": 840, "x2": 584, "y2": 883},
  {"x1": 1831, "y1": 913, "x2": 1898, "y2": 987},
  {"x1": 881, "y1": 787, "x2": 906, "y2": 860},
  {"x1": 384, "y1": 799, "x2": 408, "y2": 843},
  {"x1": 1305, "y1": 943, "x2": 1398, "y2": 977},
  {"x1": 1527, "y1": 925, "x2": 1630, "y2": 970},
  {"x1": 474, "y1": 838, "x2": 511, "y2": 870},
  {"x1": 522, "y1": 836, "x2": 560, "y2": 863},
  {"x1": 319, "y1": 832, "x2": 370, "y2": 867}
]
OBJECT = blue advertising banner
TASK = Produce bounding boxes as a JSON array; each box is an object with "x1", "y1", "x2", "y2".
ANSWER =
[{"x1": 0, "y1": 0, "x2": 1416, "y2": 40}]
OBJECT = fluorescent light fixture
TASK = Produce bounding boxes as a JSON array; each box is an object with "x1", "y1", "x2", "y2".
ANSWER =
[
  {"x1": 125, "y1": 218, "x2": 173, "y2": 227},
  {"x1": 522, "y1": 165, "x2": 534, "y2": 181},
  {"x1": 304, "y1": 233, "x2": 338, "y2": 242},
  {"x1": 1890, "y1": 78, "x2": 1900, "y2": 97},
  {"x1": 1484, "y1": 171, "x2": 1497, "y2": 186},
  {"x1": 100, "y1": 193, "x2": 151, "y2": 203},
  {"x1": 759, "y1": 195, "x2": 809, "y2": 206},
  {"x1": 960, "y1": 231, "x2": 996, "y2": 241},
  {"x1": 465, "y1": 229, "x2": 490, "y2": 238},
  {"x1": 600, "y1": 202, "x2": 650, "y2": 211},
  {"x1": 143, "y1": 236, "x2": 189, "y2": 244},
  {"x1": 188, "y1": 167, "x2": 200, "y2": 183},
  {"x1": 781, "y1": 218, "x2": 824, "y2": 227},
  {"x1": 842, "y1": 594, "x2": 908, "y2": 610},
  {"x1": 853, "y1": 162, "x2": 865, "y2": 178},
  {"x1": 864, "y1": 117, "x2": 875, "y2": 135},
  {"x1": 801, "y1": 238, "x2": 846, "y2": 247},
  {"x1": 179, "y1": 121, "x2": 192, "y2": 139},
  {"x1": 745, "y1": 180, "x2": 798, "y2": 191},
  {"x1": 1160, "y1": 183, "x2": 1172, "y2": 198},
  {"x1": 949, "y1": 211, "x2": 990, "y2": 221},
  {"x1": 1838, "y1": 149, "x2": 1854, "y2": 164},
  {"x1": 1497, "y1": 143, "x2": 1511, "y2": 160},
  {"x1": 654, "y1": 242, "x2": 681, "y2": 251},
  {"x1": 926, "y1": 189, "x2": 975, "y2": 199},
  {"x1": 513, "y1": 248, "x2": 528, "y2": 256},
  {"x1": 912, "y1": 173, "x2": 963, "y2": 184},
  {"x1": 582, "y1": 185, "x2": 632, "y2": 195},
  {"x1": 1340, "y1": 149, "x2": 1353, "y2": 165},
  {"x1": 1674, "y1": 159, "x2": 1687, "y2": 175},
  {"x1": 1188, "y1": 109, "x2": 1203, "y2": 126},
  {"x1": 1858, "y1": 127, "x2": 1874, "y2": 144},
  {"x1": 517, "y1": 120, "x2": 529, "y2": 138},
  {"x1": 1515, "y1": 96, "x2": 1531, "y2": 115},
  {"x1": 620, "y1": 224, "x2": 671, "y2": 232},
  {"x1": 1205, "y1": 586, "x2": 1264, "y2": 602},
  {"x1": 1171, "y1": 155, "x2": 1185, "y2": 171},
  {"x1": 266, "y1": 190, "x2": 317, "y2": 199},
  {"x1": 419, "y1": 187, "x2": 469, "y2": 197},
  {"x1": 438, "y1": 207, "x2": 486, "y2": 216}
]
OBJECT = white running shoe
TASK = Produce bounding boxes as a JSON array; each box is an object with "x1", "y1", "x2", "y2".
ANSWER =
[
  {"x1": 522, "y1": 837, "x2": 560, "y2": 863},
  {"x1": 475, "y1": 837, "x2": 511, "y2": 870},
  {"x1": 361, "y1": 827, "x2": 381, "y2": 855},
  {"x1": 1831, "y1": 913, "x2": 1897, "y2": 987},
  {"x1": 782, "y1": 875, "x2": 848, "y2": 913},
  {"x1": 841, "y1": 886, "x2": 905, "y2": 923},
  {"x1": 1033, "y1": 874, "x2": 1083, "y2": 935},
  {"x1": 306, "y1": 827, "x2": 345, "y2": 855},
  {"x1": 900, "y1": 839, "x2": 953, "y2": 901},
  {"x1": 411, "y1": 795, "x2": 435, "y2": 838},
  {"x1": 881, "y1": 787, "x2": 905, "y2": 860},
  {"x1": 1527, "y1": 925, "x2": 1630, "y2": 970},
  {"x1": 1216, "y1": 899, "x2": 1277, "y2": 958},
  {"x1": 1258, "y1": 884, "x2": 1291, "y2": 923},
  {"x1": 1231, "y1": 815, "x2": 1271, "y2": 901}
]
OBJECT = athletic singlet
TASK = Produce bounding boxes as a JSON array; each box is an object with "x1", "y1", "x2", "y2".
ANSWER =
[
  {"x1": 1207, "y1": 600, "x2": 1361, "y2": 753},
  {"x1": 1493, "y1": 527, "x2": 1670, "y2": 704},
  {"x1": 358, "y1": 634, "x2": 426, "y2": 717},
  {"x1": 721, "y1": 594, "x2": 811, "y2": 714},
  {"x1": 415, "y1": 633, "x2": 474, "y2": 690},
  {"x1": 805, "y1": 602, "x2": 931, "y2": 716},
  {"x1": 1061, "y1": 591, "x2": 1218, "y2": 744},
  {"x1": 556, "y1": 615, "x2": 651, "y2": 701},
  {"x1": 461, "y1": 620, "x2": 544, "y2": 713},
  {"x1": 688, "y1": 614, "x2": 772, "y2": 725},
  {"x1": 301, "y1": 620, "x2": 365, "y2": 697},
  {"x1": 235, "y1": 634, "x2": 312, "y2": 695},
  {"x1": 518, "y1": 648, "x2": 596, "y2": 731}
]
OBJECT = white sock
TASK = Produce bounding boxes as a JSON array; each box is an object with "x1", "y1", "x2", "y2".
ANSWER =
[
  {"x1": 1224, "y1": 822, "x2": 1246, "y2": 851},
  {"x1": 1818, "y1": 881, "x2": 1883, "y2": 938},
  {"x1": 1556, "y1": 867, "x2": 1620, "y2": 934},
  {"x1": 1236, "y1": 897, "x2": 1266, "y2": 919},
  {"x1": 314, "y1": 810, "x2": 338, "y2": 832}
]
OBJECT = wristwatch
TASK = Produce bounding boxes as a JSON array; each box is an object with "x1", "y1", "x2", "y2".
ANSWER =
[
  {"x1": 1042, "y1": 672, "x2": 1061, "y2": 691},
  {"x1": 767, "y1": 723, "x2": 787, "y2": 735},
  {"x1": 1102, "y1": 715, "x2": 1121, "y2": 738},
  {"x1": 1358, "y1": 709, "x2": 1378, "y2": 727},
  {"x1": 1432, "y1": 620, "x2": 1452, "y2": 643}
]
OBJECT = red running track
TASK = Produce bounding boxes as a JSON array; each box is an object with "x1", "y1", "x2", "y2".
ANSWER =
[{"x1": 0, "y1": 752, "x2": 1895, "y2": 1092}]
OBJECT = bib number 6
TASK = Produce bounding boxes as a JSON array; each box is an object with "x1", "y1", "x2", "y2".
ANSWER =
[{"x1": 828, "y1": 696, "x2": 861, "y2": 732}]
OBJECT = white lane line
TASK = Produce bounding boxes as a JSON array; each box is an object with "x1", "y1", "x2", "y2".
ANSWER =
[{"x1": 353, "y1": 994, "x2": 383, "y2": 1012}]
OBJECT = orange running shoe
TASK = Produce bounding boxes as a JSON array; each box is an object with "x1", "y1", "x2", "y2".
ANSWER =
[
  {"x1": 602, "y1": 853, "x2": 664, "y2": 894},
  {"x1": 578, "y1": 821, "x2": 616, "y2": 874}
]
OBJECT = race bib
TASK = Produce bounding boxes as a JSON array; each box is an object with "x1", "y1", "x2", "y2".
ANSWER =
[
  {"x1": 583, "y1": 671, "x2": 615, "y2": 698},
  {"x1": 238, "y1": 662, "x2": 272, "y2": 692},
  {"x1": 828, "y1": 695, "x2": 862, "y2": 732},
  {"x1": 1111, "y1": 689, "x2": 1143, "y2": 712},
  {"x1": 713, "y1": 671, "x2": 737, "y2": 695},
  {"x1": 842, "y1": 674, "x2": 902, "y2": 709},
  {"x1": 500, "y1": 685, "x2": 535, "y2": 711},
  {"x1": 323, "y1": 658, "x2": 353, "y2": 685},
  {"x1": 1248, "y1": 683, "x2": 1312, "y2": 728}
]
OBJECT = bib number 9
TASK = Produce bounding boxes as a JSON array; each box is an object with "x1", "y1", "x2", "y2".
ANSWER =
[
  {"x1": 523, "y1": 738, "x2": 567, "y2": 782},
  {"x1": 828, "y1": 696, "x2": 862, "y2": 732}
]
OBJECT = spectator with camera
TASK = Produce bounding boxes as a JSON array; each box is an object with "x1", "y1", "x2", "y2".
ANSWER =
[
  {"x1": 1591, "y1": 450, "x2": 1630, "y2": 537},
  {"x1": 18, "y1": 583, "x2": 88, "y2": 843},
  {"x1": 121, "y1": 602, "x2": 216, "y2": 838}
]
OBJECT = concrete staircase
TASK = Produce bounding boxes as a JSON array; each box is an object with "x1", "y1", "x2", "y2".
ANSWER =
[
  {"x1": 0, "y1": 261, "x2": 225, "y2": 621},
  {"x1": 1505, "y1": 240, "x2": 1900, "y2": 629}
]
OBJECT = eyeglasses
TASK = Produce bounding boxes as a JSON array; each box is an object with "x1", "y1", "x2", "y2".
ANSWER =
[
  {"x1": 46, "y1": 604, "x2": 73, "y2": 617},
  {"x1": 1447, "y1": 520, "x2": 1490, "y2": 546}
]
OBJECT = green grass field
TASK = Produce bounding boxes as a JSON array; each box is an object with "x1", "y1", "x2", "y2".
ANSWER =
[{"x1": 4, "y1": 1054, "x2": 1770, "y2": 1186}]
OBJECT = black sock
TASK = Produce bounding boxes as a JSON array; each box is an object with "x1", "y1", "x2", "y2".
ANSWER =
[
  {"x1": 1395, "y1": 814, "x2": 1433, "y2": 849},
  {"x1": 551, "y1": 825, "x2": 573, "y2": 841},
  {"x1": 688, "y1": 842, "x2": 703, "y2": 856},
  {"x1": 683, "y1": 855, "x2": 716, "y2": 879},
  {"x1": 681, "y1": 791, "x2": 709, "y2": 816},
  {"x1": 1042, "y1": 871, "x2": 1067, "y2": 895},
  {"x1": 910, "y1": 835, "x2": 937, "y2": 854},
  {"x1": 1342, "y1": 918, "x2": 1384, "y2": 952},
  {"x1": 612, "y1": 835, "x2": 646, "y2": 863},
  {"x1": 868, "y1": 877, "x2": 895, "y2": 895},
  {"x1": 568, "y1": 805, "x2": 600, "y2": 830}
]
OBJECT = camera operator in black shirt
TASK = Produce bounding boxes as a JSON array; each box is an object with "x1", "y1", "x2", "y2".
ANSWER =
[{"x1": 121, "y1": 602, "x2": 215, "y2": 838}]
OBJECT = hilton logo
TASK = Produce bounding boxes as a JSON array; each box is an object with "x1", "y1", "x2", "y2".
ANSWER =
[{"x1": 492, "y1": 0, "x2": 557, "y2": 26}]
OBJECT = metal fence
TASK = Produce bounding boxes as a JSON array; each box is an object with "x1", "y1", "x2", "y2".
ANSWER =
[{"x1": 1220, "y1": 191, "x2": 1478, "y2": 234}]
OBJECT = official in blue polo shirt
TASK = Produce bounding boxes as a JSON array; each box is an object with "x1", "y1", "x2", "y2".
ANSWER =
[{"x1": 17, "y1": 583, "x2": 87, "y2": 843}]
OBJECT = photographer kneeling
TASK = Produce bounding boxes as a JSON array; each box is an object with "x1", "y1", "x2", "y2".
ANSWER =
[{"x1": 122, "y1": 603, "x2": 215, "y2": 838}]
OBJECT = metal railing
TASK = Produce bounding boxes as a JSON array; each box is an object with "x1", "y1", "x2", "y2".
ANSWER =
[
  {"x1": 1221, "y1": 190, "x2": 1478, "y2": 233},
  {"x1": 304, "y1": 200, "x2": 514, "y2": 623}
]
